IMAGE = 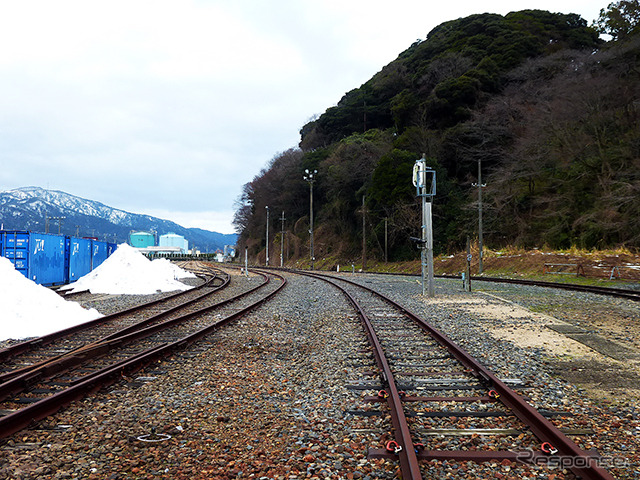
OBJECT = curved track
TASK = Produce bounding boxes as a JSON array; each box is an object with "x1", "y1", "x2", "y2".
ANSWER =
[
  {"x1": 0, "y1": 261, "x2": 227, "y2": 367},
  {"x1": 0, "y1": 264, "x2": 229, "y2": 385},
  {"x1": 298, "y1": 270, "x2": 615, "y2": 480},
  {"x1": 0, "y1": 265, "x2": 286, "y2": 440}
]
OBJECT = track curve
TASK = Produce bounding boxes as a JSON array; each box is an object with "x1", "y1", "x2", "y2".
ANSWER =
[{"x1": 0, "y1": 266, "x2": 286, "y2": 440}]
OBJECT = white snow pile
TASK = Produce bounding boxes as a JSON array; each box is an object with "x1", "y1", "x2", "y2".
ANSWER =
[
  {"x1": 0, "y1": 256, "x2": 103, "y2": 341},
  {"x1": 61, "y1": 243, "x2": 196, "y2": 295},
  {"x1": 0, "y1": 244, "x2": 197, "y2": 341}
]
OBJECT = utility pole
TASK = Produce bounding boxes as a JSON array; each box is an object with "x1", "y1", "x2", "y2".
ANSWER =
[
  {"x1": 413, "y1": 154, "x2": 436, "y2": 297},
  {"x1": 472, "y1": 159, "x2": 487, "y2": 274},
  {"x1": 265, "y1": 205, "x2": 270, "y2": 266},
  {"x1": 465, "y1": 236, "x2": 472, "y2": 292},
  {"x1": 384, "y1": 217, "x2": 388, "y2": 263},
  {"x1": 51, "y1": 216, "x2": 65, "y2": 235},
  {"x1": 280, "y1": 210, "x2": 286, "y2": 267},
  {"x1": 361, "y1": 195, "x2": 366, "y2": 270},
  {"x1": 303, "y1": 169, "x2": 317, "y2": 270},
  {"x1": 363, "y1": 100, "x2": 367, "y2": 132}
]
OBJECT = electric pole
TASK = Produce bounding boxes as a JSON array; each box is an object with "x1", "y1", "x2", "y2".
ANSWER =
[
  {"x1": 361, "y1": 195, "x2": 366, "y2": 270},
  {"x1": 265, "y1": 206, "x2": 270, "y2": 266},
  {"x1": 280, "y1": 210, "x2": 286, "y2": 267},
  {"x1": 51, "y1": 216, "x2": 65, "y2": 235},
  {"x1": 303, "y1": 169, "x2": 317, "y2": 270},
  {"x1": 384, "y1": 217, "x2": 388, "y2": 263}
]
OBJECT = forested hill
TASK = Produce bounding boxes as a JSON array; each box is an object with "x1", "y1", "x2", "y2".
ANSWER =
[
  {"x1": 234, "y1": 7, "x2": 640, "y2": 267},
  {"x1": 299, "y1": 10, "x2": 600, "y2": 147}
]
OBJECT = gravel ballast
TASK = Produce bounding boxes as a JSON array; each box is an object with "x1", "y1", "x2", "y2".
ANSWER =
[{"x1": 1, "y1": 269, "x2": 638, "y2": 479}]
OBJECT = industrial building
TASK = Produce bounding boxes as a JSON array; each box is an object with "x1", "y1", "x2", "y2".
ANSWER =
[
  {"x1": 129, "y1": 231, "x2": 155, "y2": 248},
  {"x1": 128, "y1": 231, "x2": 189, "y2": 255},
  {"x1": 159, "y1": 233, "x2": 188, "y2": 253}
]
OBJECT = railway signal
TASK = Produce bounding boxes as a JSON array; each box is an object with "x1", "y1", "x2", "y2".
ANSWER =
[{"x1": 412, "y1": 154, "x2": 436, "y2": 297}]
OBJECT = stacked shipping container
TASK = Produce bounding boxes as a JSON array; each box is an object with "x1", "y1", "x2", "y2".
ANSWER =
[{"x1": 0, "y1": 231, "x2": 117, "y2": 286}]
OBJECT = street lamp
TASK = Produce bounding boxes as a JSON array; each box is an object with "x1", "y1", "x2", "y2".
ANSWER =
[
  {"x1": 265, "y1": 205, "x2": 270, "y2": 266},
  {"x1": 51, "y1": 216, "x2": 66, "y2": 235},
  {"x1": 303, "y1": 169, "x2": 317, "y2": 270},
  {"x1": 472, "y1": 159, "x2": 486, "y2": 274}
]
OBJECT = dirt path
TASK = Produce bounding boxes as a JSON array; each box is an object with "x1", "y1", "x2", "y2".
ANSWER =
[{"x1": 434, "y1": 292, "x2": 640, "y2": 406}]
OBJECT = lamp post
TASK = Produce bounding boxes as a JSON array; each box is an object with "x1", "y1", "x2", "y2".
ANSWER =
[
  {"x1": 472, "y1": 159, "x2": 486, "y2": 274},
  {"x1": 265, "y1": 205, "x2": 270, "y2": 266},
  {"x1": 280, "y1": 210, "x2": 286, "y2": 267},
  {"x1": 413, "y1": 154, "x2": 436, "y2": 297},
  {"x1": 51, "y1": 216, "x2": 66, "y2": 235},
  {"x1": 303, "y1": 169, "x2": 317, "y2": 270}
]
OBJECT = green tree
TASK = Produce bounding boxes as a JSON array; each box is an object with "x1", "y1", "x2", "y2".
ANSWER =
[{"x1": 596, "y1": 0, "x2": 640, "y2": 40}]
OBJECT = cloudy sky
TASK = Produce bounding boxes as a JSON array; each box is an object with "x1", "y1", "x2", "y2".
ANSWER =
[{"x1": 0, "y1": 1, "x2": 607, "y2": 234}]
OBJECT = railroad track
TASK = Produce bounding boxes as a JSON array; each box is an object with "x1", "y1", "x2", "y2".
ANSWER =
[
  {"x1": 298, "y1": 270, "x2": 615, "y2": 480},
  {"x1": 436, "y1": 274, "x2": 640, "y2": 302},
  {"x1": 0, "y1": 261, "x2": 227, "y2": 368},
  {"x1": 0, "y1": 265, "x2": 286, "y2": 440},
  {"x1": 249, "y1": 264, "x2": 640, "y2": 301}
]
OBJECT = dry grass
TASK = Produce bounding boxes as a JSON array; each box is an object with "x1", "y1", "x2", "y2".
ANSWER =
[{"x1": 282, "y1": 242, "x2": 640, "y2": 284}]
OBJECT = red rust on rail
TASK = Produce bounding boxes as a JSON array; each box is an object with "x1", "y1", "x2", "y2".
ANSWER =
[{"x1": 300, "y1": 270, "x2": 615, "y2": 480}]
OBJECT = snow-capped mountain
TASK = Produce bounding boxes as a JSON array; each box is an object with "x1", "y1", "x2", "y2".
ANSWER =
[{"x1": 0, "y1": 187, "x2": 236, "y2": 252}]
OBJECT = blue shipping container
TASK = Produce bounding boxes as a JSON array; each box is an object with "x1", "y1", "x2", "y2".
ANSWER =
[
  {"x1": 2, "y1": 231, "x2": 118, "y2": 286},
  {"x1": 0, "y1": 231, "x2": 67, "y2": 286},
  {"x1": 67, "y1": 237, "x2": 92, "y2": 282},
  {"x1": 91, "y1": 240, "x2": 108, "y2": 270}
]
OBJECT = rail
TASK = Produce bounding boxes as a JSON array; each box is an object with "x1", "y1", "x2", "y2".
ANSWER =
[
  {"x1": 296, "y1": 270, "x2": 614, "y2": 480},
  {"x1": 0, "y1": 262, "x2": 227, "y2": 364},
  {"x1": 0, "y1": 268, "x2": 286, "y2": 439}
]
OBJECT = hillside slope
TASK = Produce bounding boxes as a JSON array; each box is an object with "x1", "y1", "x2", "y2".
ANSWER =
[{"x1": 234, "y1": 9, "x2": 639, "y2": 267}]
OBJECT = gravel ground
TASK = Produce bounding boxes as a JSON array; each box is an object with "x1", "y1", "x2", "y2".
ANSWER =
[
  {"x1": 468, "y1": 279, "x2": 640, "y2": 404},
  {"x1": 1, "y1": 270, "x2": 638, "y2": 479},
  {"x1": 342, "y1": 273, "x2": 640, "y2": 479}
]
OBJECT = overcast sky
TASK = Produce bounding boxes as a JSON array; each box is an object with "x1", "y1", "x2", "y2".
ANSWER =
[{"x1": 0, "y1": 1, "x2": 607, "y2": 234}]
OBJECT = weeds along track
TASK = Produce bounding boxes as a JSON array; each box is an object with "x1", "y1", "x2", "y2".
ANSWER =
[
  {"x1": 370, "y1": 270, "x2": 640, "y2": 301},
  {"x1": 0, "y1": 265, "x2": 286, "y2": 440},
  {"x1": 297, "y1": 270, "x2": 615, "y2": 480}
]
